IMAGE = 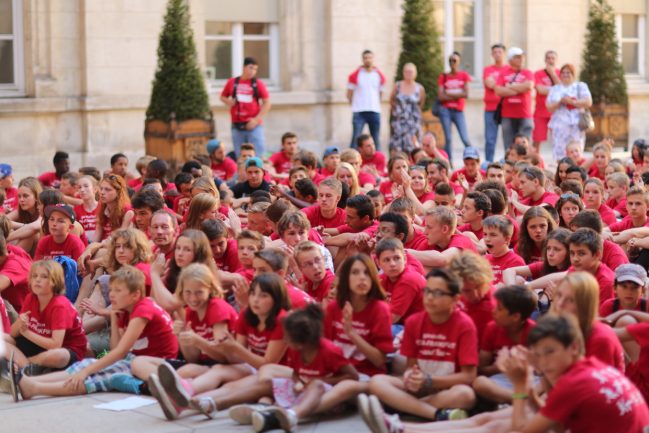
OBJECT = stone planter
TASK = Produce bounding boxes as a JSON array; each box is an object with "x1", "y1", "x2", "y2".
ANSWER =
[
  {"x1": 586, "y1": 103, "x2": 628, "y2": 150},
  {"x1": 421, "y1": 111, "x2": 445, "y2": 147}
]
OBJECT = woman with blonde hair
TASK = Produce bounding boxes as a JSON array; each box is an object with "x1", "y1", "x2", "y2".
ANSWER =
[
  {"x1": 335, "y1": 162, "x2": 360, "y2": 197},
  {"x1": 389, "y1": 62, "x2": 426, "y2": 154}
]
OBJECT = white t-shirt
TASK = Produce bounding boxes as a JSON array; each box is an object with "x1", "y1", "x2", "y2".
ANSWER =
[{"x1": 348, "y1": 68, "x2": 383, "y2": 113}]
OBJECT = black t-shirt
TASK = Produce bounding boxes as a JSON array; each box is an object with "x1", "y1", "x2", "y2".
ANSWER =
[{"x1": 231, "y1": 179, "x2": 271, "y2": 199}]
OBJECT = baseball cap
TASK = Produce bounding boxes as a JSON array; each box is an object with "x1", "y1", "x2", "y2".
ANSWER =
[
  {"x1": 615, "y1": 263, "x2": 647, "y2": 286},
  {"x1": 633, "y1": 138, "x2": 647, "y2": 148},
  {"x1": 0, "y1": 164, "x2": 12, "y2": 179},
  {"x1": 245, "y1": 157, "x2": 265, "y2": 170},
  {"x1": 323, "y1": 146, "x2": 340, "y2": 158},
  {"x1": 44, "y1": 204, "x2": 76, "y2": 223},
  {"x1": 206, "y1": 139, "x2": 222, "y2": 155},
  {"x1": 508, "y1": 47, "x2": 524, "y2": 60},
  {"x1": 463, "y1": 146, "x2": 481, "y2": 161}
]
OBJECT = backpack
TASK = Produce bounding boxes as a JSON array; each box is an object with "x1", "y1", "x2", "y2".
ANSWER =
[
  {"x1": 53, "y1": 255, "x2": 80, "y2": 303},
  {"x1": 612, "y1": 298, "x2": 647, "y2": 312},
  {"x1": 232, "y1": 76, "x2": 260, "y2": 104}
]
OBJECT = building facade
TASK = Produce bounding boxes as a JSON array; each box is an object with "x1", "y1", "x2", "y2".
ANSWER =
[{"x1": 1, "y1": 0, "x2": 649, "y2": 179}]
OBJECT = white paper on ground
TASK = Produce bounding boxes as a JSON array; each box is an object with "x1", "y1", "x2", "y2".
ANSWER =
[{"x1": 93, "y1": 396, "x2": 157, "y2": 411}]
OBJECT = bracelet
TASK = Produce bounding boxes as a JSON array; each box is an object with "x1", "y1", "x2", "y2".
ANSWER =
[
  {"x1": 423, "y1": 374, "x2": 434, "y2": 393},
  {"x1": 511, "y1": 392, "x2": 529, "y2": 400}
]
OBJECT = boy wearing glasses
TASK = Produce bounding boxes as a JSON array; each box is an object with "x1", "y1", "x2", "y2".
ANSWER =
[
  {"x1": 367, "y1": 268, "x2": 478, "y2": 421},
  {"x1": 295, "y1": 241, "x2": 334, "y2": 303}
]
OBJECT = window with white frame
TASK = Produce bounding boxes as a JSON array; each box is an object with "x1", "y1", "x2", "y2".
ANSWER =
[
  {"x1": 616, "y1": 14, "x2": 645, "y2": 77},
  {"x1": 205, "y1": 22, "x2": 279, "y2": 86},
  {"x1": 432, "y1": 0, "x2": 482, "y2": 77},
  {"x1": 0, "y1": 0, "x2": 24, "y2": 96}
]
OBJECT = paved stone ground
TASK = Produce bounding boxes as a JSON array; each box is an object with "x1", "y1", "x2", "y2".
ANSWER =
[{"x1": 0, "y1": 391, "x2": 369, "y2": 433}]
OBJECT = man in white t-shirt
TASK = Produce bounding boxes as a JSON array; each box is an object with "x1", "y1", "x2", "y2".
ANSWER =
[{"x1": 347, "y1": 50, "x2": 385, "y2": 150}]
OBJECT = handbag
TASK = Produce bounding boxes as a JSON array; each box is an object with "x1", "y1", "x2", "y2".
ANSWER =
[
  {"x1": 431, "y1": 73, "x2": 446, "y2": 117},
  {"x1": 576, "y1": 82, "x2": 594, "y2": 131},
  {"x1": 494, "y1": 71, "x2": 520, "y2": 125}
]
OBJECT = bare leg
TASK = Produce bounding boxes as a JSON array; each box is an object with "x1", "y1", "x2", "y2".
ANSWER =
[
  {"x1": 189, "y1": 363, "x2": 253, "y2": 395},
  {"x1": 130, "y1": 356, "x2": 165, "y2": 381},
  {"x1": 402, "y1": 407, "x2": 513, "y2": 433},
  {"x1": 176, "y1": 363, "x2": 209, "y2": 379},
  {"x1": 28, "y1": 349, "x2": 71, "y2": 369},
  {"x1": 473, "y1": 376, "x2": 512, "y2": 404},
  {"x1": 421, "y1": 384, "x2": 476, "y2": 410},
  {"x1": 18, "y1": 374, "x2": 85, "y2": 399},
  {"x1": 3, "y1": 342, "x2": 28, "y2": 367},
  {"x1": 368, "y1": 374, "x2": 438, "y2": 419},
  {"x1": 75, "y1": 271, "x2": 101, "y2": 310},
  {"x1": 291, "y1": 380, "x2": 326, "y2": 419},
  {"x1": 311, "y1": 379, "x2": 368, "y2": 414}
]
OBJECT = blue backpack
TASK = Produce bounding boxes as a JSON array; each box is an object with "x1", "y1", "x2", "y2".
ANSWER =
[{"x1": 53, "y1": 255, "x2": 80, "y2": 303}]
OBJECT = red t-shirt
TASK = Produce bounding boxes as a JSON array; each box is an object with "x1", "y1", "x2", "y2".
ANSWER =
[
  {"x1": 0, "y1": 296, "x2": 9, "y2": 333},
  {"x1": 533, "y1": 68, "x2": 559, "y2": 119},
  {"x1": 211, "y1": 157, "x2": 237, "y2": 181},
  {"x1": 608, "y1": 215, "x2": 649, "y2": 232},
  {"x1": 586, "y1": 321, "x2": 625, "y2": 371},
  {"x1": 457, "y1": 223, "x2": 484, "y2": 240},
  {"x1": 234, "y1": 308, "x2": 287, "y2": 357},
  {"x1": 214, "y1": 239, "x2": 240, "y2": 273},
  {"x1": 458, "y1": 288, "x2": 497, "y2": 344},
  {"x1": 74, "y1": 203, "x2": 98, "y2": 243},
  {"x1": 588, "y1": 164, "x2": 607, "y2": 181},
  {"x1": 128, "y1": 177, "x2": 143, "y2": 190},
  {"x1": 98, "y1": 204, "x2": 132, "y2": 241},
  {"x1": 269, "y1": 152, "x2": 293, "y2": 175},
  {"x1": 540, "y1": 357, "x2": 649, "y2": 433},
  {"x1": 450, "y1": 168, "x2": 487, "y2": 189},
  {"x1": 417, "y1": 191, "x2": 436, "y2": 204},
  {"x1": 220, "y1": 77, "x2": 270, "y2": 123},
  {"x1": 514, "y1": 243, "x2": 543, "y2": 263},
  {"x1": 34, "y1": 234, "x2": 85, "y2": 261},
  {"x1": 480, "y1": 318, "x2": 535, "y2": 353},
  {"x1": 0, "y1": 249, "x2": 32, "y2": 311},
  {"x1": 627, "y1": 322, "x2": 649, "y2": 401},
  {"x1": 400, "y1": 310, "x2": 478, "y2": 376},
  {"x1": 361, "y1": 152, "x2": 386, "y2": 177},
  {"x1": 506, "y1": 214, "x2": 521, "y2": 247},
  {"x1": 324, "y1": 299, "x2": 393, "y2": 376},
  {"x1": 599, "y1": 297, "x2": 648, "y2": 317},
  {"x1": 378, "y1": 180, "x2": 396, "y2": 204},
  {"x1": 304, "y1": 269, "x2": 335, "y2": 303},
  {"x1": 439, "y1": 71, "x2": 471, "y2": 111},
  {"x1": 568, "y1": 264, "x2": 614, "y2": 305},
  {"x1": 602, "y1": 239, "x2": 629, "y2": 271},
  {"x1": 487, "y1": 249, "x2": 526, "y2": 285},
  {"x1": 2, "y1": 187, "x2": 18, "y2": 213},
  {"x1": 432, "y1": 233, "x2": 478, "y2": 254},
  {"x1": 186, "y1": 297, "x2": 238, "y2": 360},
  {"x1": 117, "y1": 297, "x2": 178, "y2": 359},
  {"x1": 528, "y1": 261, "x2": 546, "y2": 279},
  {"x1": 380, "y1": 268, "x2": 425, "y2": 324},
  {"x1": 405, "y1": 251, "x2": 425, "y2": 275},
  {"x1": 336, "y1": 220, "x2": 378, "y2": 238},
  {"x1": 520, "y1": 190, "x2": 559, "y2": 207},
  {"x1": 404, "y1": 229, "x2": 429, "y2": 251},
  {"x1": 606, "y1": 196, "x2": 628, "y2": 218},
  {"x1": 596, "y1": 203, "x2": 617, "y2": 226},
  {"x1": 358, "y1": 171, "x2": 377, "y2": 187},
  {"x1": 236, "y1": 267, "x2": 255, "y2": 283},
  {"x1": 496, "y1": 66, "x2": 534, "y2": 119},
  {"x1": 483, "y1": 64, "x2": 507, "y2": 111},
  {"x1": 301, "y1": 205, "x2": 347, "y2": 229},
  {"x1": 20, "y1": 293, "x2": 87, "y2": 360},
  {"x1": 284, "y1": 338, "x2": 350, "y2": 383},
  {"x1": 286, "y1": 284, "x2": 314, "y2": 310},
  {"x1": 38, "y1": 172, "x2": 61, "y2": 189},
  {"x1": 269, "y1": 228, "x2": 324, "y2": 246}
]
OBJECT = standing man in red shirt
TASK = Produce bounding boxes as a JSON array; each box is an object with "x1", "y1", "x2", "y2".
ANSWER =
[
  {"x1": 495, "y1": 47, "x2": 534, "y2": 152},
  {"x1": 483, "y1": 44, "x2": 507, "y2": 163},
  {"x1": 438, "y1": 51, "x2": 472, "y2": 165},
  {"x1": 220, "y1": 57, "x2": 271, "y2": 158},
  {"x1": 533, "y1": 50, "x2": 560, "y2": 153},
  {"x1": 347, "y1": 50, "x2": 385, "y2": 150}
]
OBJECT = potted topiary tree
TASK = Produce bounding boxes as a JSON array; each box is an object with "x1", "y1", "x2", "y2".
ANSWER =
[
  {"x1": 394, "y1": 0, "x2": 444, "y2": 145},
  {"x1": 144, "y1": 0, "x2": 214, "y2": 169},
  {"x1": 580, "y1": 0, "x2": 629, "y2": 148}
]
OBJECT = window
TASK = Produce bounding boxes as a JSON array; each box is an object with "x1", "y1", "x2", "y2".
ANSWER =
[
  {"x1": 205, "y1": 22, "x2": 279, "y2": 87},
  {"x1": 0, "y1": 0, "x2": 24, "y2": 96},
  {"x1": 432, "y1": 0, "x2": 483, "y2": 77},
  {"x1": 616, "y1": 14, "x2": 645, "y2": 77}
]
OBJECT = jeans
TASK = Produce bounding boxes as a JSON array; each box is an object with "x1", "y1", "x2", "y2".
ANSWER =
[
  {"x1": 439, "y1": 107, "x2": 472, "y2": 164},
  {"x1": 484, "y1": 110, "x2": 501, "y2": 163},
  {"x1": 351, "y1": 111, "x2": 381, "y2": 150},
  {"x1": 501, "y1": 117, "x2": 533, "y2": 152},
  {"x1": 231, "y1": 124, "x2": 266, "y2": 157}
]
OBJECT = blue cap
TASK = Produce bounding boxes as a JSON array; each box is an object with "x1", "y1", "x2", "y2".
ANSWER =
[
  {"x1": 0, "y1": 164, "x2": 12, "y2": 179},
  {"x1": 206, "y1": 139, "x2": 222, "y2": 155},
  {"x1": 323, "y1": 146, "x2": 340, "y2": 158},
  {"x1": 463, "y1": 146, "x2": 480, "y2": 160},
  {"x1": 245, "y1": 157, "x2": 264, "y2": 170}
]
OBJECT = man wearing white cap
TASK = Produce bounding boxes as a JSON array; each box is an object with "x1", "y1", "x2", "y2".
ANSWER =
[{"x1": 495, "y1": 47, "x2": 534, "y2": 152}]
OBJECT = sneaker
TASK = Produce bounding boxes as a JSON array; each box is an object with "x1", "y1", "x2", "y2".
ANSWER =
[
  {"x1": 148, "y1": 374, "x2": 180, "y2": 421},
  {"x1": 229, "y1": 403, "x2": 272, "y2": 425},
  {"x1": 109, "y1": 373, "x2": 143, "y2": 394},
  {"x1": 157, "y1": 362, "x2": 190, "y2": 408},
  {"x1": 357, "y1": 394, "x2": 373, "y2": 430},
  {"x1": 434, "y1": 408, "x2": 468, "y2": 421},
  {"x1": 255, "y1": 407, "x2": 296, "y2": 432},
  {"x1": 251, "y1": 410, "x2": 281, "y2": 433},
  {"x1": 368, "y1": 395, "x2": 403, "y2": 433},
  {"x1": 189, "y1": 397, "x2": 216, "y2": 419}
]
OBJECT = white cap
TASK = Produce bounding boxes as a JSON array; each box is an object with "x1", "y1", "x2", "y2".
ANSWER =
[{"x1": 508, "y1": 47, "x2": 524, "y2": 60}]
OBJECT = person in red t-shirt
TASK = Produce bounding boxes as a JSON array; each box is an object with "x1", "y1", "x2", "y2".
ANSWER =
[
  {"x1": 220, "y1": 57, "x2": 271, "y2": 157},
  {"x1": 376, "y1": 238, "x2": 425, "y2": 325},
  {"x1": 5, "y1": 260, "x2": 86, "y2": 373},
  {"x1": 384, "y1": 198, "x2": 428, "y2": 250},
  {"x1": 324, "y1": 195, "x2": 377, "y2": 262},
  {"x1": 503, "y1": 314, "x2": 649, "y2": 433},
  {"x1": 494, "y1": 47, "x2": 534, "y2": 150},
  {"x1": 483, "y1": 216, "x2": 525, "y2": 285},
  {"x1": 366, "y1": 268, "x2": 478, "y2": 420},
  {"x1": 74, "y1": 175, "x2": 99, "y2": 243},
  {"x1": 358, "y1": 134, "x2": 386, "y2": 177},
  {"x1": 34, "y1": 204, "x2": 85, "y2": 262},
  {"x1": 483, "y1": 43, "x2": 507, "y2": 163},
  {"x1": 269, "y1": 132, "x2": 299, "y2": 180},
  {"x1": 570, "y1": 209, "x2": 628, "y2": 272},
  {"x1": 437, "y1": 52, "x2": 472, "y2": 163},
  {"x1": 458, "y1": 191, "x2": 490, "y2": 241},
  {"x1": 301, "y1": 178, "x2": 347, "y2": 229},
  {"x1": 38, "y1": 151, "x2": 70, "y2": 189},
  {"x1": 532, "y1": 51, "x2": 560, "y2": 152},
  {"x1": 599, "y1": 263, "x2": 647, "y2": 318},
  {"x1": 378, "y1": 154, "x2": 409, "y2": 204},
  {"x1": 131, "y1": 189, "x2": 165, "y2": 235},
  {"x1": 605, "y1": 172, "x2": 630, "y2": 218},
  {"x1": 252, "y1": 248, "x2": 314, "y2": 310},
  {"x1": 511, "y1": 166, "x2": 559, "y2": 215},
  {"x1": 320, "y1": 146, "x2": 341, "y2": 178},
  {"x1": 0, "y1": 163, "x2": 18, "y2": 213},
  {"x1": 92, "y1": 173, "x2": 134, "y2": 243},
  {"x1": 207, "y1": 139, "x2": 237, "y2": 181},
  {"x1": 13, "y1": 266, "x2": 178, "y2": 400},
  {"x1": 295, "y1": 241, "x2": 335, "y2": 303},
  {"x1": 585, "y1": 142, "x2": 611, "y2": 181},
  {"x1": 583, "y1": 178, "x2": 617, "y2": 226},
  {"x1": 473, "y1": 284, "x2": 536, "y2": 404},
  {"x1": 340, "y1": 147, "x2": 377, "y2": 190},
  {"x1": 149, "y1": 210, "x2": 178, "y2": 263},
  {"x1": 608, "y1": 187, "x2": 649, "y2": 240}
]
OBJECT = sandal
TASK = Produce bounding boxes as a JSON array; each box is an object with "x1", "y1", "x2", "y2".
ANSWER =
[{"x1": 9, "y1": 352, "x2": 23, "y2": 403}]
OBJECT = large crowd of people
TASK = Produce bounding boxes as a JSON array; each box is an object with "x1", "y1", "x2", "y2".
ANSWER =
[{"x1": 1, "y1": 48, "x2": 649, "y2": 433}]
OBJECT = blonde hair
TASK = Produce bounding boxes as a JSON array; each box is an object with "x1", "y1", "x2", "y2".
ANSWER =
[
  {"x1": 340, "y1": 148, "x2": 362, "y2": 164},
  {"x1": 30, "y1": 260, "x2": 66, "y2": 296},
  {"x1": 191, "y1": 177, "x2": 218, "y2": 197},
  {"x1": 593, "y1": 142, "x2": 612, "y2": 157},
  {"x1": 553, "y1": 271, "x2": 599, "y2": 339},
  {"x1": 135, "y1": 155, "x2": 156, "y2": 176},
  {"x1": 185, "y1": 193, "x2": 219, "y2": 230},
  {"x1": 110, "y1": 265, "x2": 146, "y2": 297},
  {"x1": 108, "y1": 228, "x2": 152, "y2": 271},
  {"x1": 335, "y1": 162, "x2": 360, "y2": 196},
  {"x1": 449, "y1": 251, "x2": 493, "y2": 290},
  {"x1": 175, "y1": 263, "x2": 223, "y2": 302},
  {"x1": 294, "y1": 240, "x2": 323, "y2": 265}
]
